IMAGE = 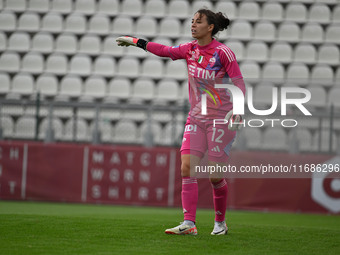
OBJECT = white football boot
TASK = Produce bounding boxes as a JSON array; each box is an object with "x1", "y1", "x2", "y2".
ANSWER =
[
  {"x1": 211, "y1": 221, "x2": 228, "y2": 235},
  {"x1": 165, "y1": 222, "x2": 197, "y2": 235}
]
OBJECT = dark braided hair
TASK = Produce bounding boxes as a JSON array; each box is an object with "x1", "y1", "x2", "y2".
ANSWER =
[{"x1": 196, "y1": 9, "x2": 230, "y2": 37}]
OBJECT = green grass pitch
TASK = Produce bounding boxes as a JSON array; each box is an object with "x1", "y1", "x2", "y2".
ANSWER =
[{"x1": 0, "y1": 201, "x2": 339, "y2": 255}]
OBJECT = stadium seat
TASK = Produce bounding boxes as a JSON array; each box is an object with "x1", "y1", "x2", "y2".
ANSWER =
[
  {"x1": 31, "y1": 32, "x2": 54, "y2": 53},
  {"x1": 28, "y1": 0, "x2": 50, "y2": 13},
  {"x1": 286, "y1": 63, "x2": 309, "y2": 85},
  {"x1": 0, "y1": 11, "x2": 16, "y2": 31},
  {"x1": 238, "y1": 2, "x2": 260, "y2": 21},
  {"x1": 74, "y1": 0, "x2": 96, "y2": 15},
  {"x1": 313, "y1": 130, "x2": 337, "y2": 153},
  {"x1": 112, "y1": 16, "x2": 134, "y2": 35},
  {"x1": 46, "y1": 53, "x2": 68, "y2": 75},
  {"x1": 253, "y1": 21, "x2": 276, "y2": 42},
  {"x1": 226, "y1": 40, "x2": 244, "y2": 61},
  {"x1": 325, "y1": 25, "x2": 340, "y2": 43},
  {"x1": 261, "y1": 62, "x2": 285, "y2": 84},
  {"x1": 0, "y1": 72, "x2": 10, "y2": 96},
  {"x1": 159, "y1": 18, "x2": 181, "y2": 38},
  {"x1": 79, "y1": 34, "x2": 101, "y2": 55},
  {"x1": 55, "y1": 33, "x2": 77, "y2": 55},
  {"x1": 191, "y1": 0, "x2": 214, "y2": 14},
  {"x1": 239, "y1": 61, "x2": 261, "y2": 83},
  {"x1": 21, "y1": 52, "x2": 44, "y2": 74},
  {"x1": 51, "y1": 0, "x2": 73, "y2": 14},
  {"x1": 120, "y1": 0, "x2": 142, "y2": 17},
  {"x1": 89, "y1": 119, "x2": 113, "y2": 143},
  {"x1": 39, "y1": 117, "x2": 64, "y2": 140},
  {"x1": 318, "y1": 44, "x2": 339, "y2": 66},
  {"x1": 306, "y1": 86, "x2": 327, "y2": 108},
  {"x1": 117, "y1": 57, "x2": 139, "y2": 78},
  {"x1": 261, "y1": 2, "x2": 284, "y2": 22},
  {"x1": 138, "y1": 120, "x2": 163, "y2": 145},
  {"x1": 0, "y1": 115, "x2": 14, "y2": 138},
  {"x1": 17, "y1": 12, "x2": 40, "y2": 32},
  {"x1": 242, "y1": 127, "x2": 262, "y2": 150},
  {"x1": 214, "y1": 1, "x2": 237, "y2": 20},
  {"x1": 269, "y1": 42, "x2": 293, "y2": 64},
  {"x1": 98, "y1": 0, "x2": 119, "y2": 16},
  {"x1": 0, "y1": 52, "x2": 20, "y2": 73},
  {"x1": 278, "y1": 22, "x2": 301, "y2": 42},
  {"x1": 165, "y1": 60, "x2": 187, "y2": 80},
  {"x1": 162, "y1": 122, "x2": 184, "y2": 146},
  {"x1": 14, "y1": 116, "x2": 36, "y2": 139},
  {"x1": 63, "y1": 118, "x2": 89, "y2": 142},
  {"x1": 130, "y1": 78, "x2": 155, "y2": 102},
  {"x1": 4, "y1": 0, "x2": 26, "y2": 12},
  {"x1": 121, "y1": 108, "x2": 147, "y2": 122},
  {"x1": 328, "y1": 87, "x2": 340, "y2": 108},
  {"x1": 35, "y1": 74, "x2": 58, "y2": 98},
  {"x1": 144, "y1": 0, "x2": 166, "y2": 18},
  {"x1": 103, "y1": 35, "x2": 125, "y2": 57},
  {"x1": 285, "y1": 3, "x2": 307, "y2": 23},
  {"x1": 11, "y1": 73, "x2": 34, "y2": 97},
  {"x1": 229, "y1": 20, "x2": 252, "y2": 41},
  {"x1": 58, "y1": 75, "x2": 82, "y2": 100},
  {"x1": 182, "y1": 18, "x2": 193, "y2": 37},
  {"x1": 93, "y1": 56, "x2": 115, "y2": 77},
  {"x1": 88, "y1": 14, "x2": 110, "y2": 35},
  {"x1": 154, "y1": 79, "x2": 179, "y2": 104},
  {"x1": 41, "y1": 13, "x2": 63, "y2": 33},
  {"x1": 64, "y1": 14, "x2": 86, "y2": 34},
  {"x1": 0, "y1": 32, "x2": 6, "y2": 52},
  {"x1": 263, "y1": 127, "x2": 288, "y2": 151},
  {"x1": 293, "y1": 43, "x2": 316, "y2": 64},
  {"x1": 135, "y1": 16, "x2": 157, "y2": 37},
  {"x1": 252, "y1": 85, "x2": 277, "y2": 107},
  {"x1": 69, "y1": 54, "x2": 92, "y2": 76},
  {"x1": 308, "y1": 4, "x2": 331, "y2": 24},
  {"x1": 113, "y1": 119, "x2": 138, "y2": 144},
  {"x1": 141, "y1": 58, "x2": 164, "y2": 79},
  {"x1": 301, "y1": 23, "x2": 324, "y2": 43},
  {"x1": 168, "y1": 0, "x2": 190, "y2": 18},
  {"x1": 7, "y1": 32, "x2": 30, "y2": 52},
  {"x1": 106, "y1": 77, "x2": 131, "y2": 101},
  {"x1": 288, "y1": 128, "x2": 313, "y2": 152},
  {"x1": 245, "y1": 41, "x2": 269, "y2": 63},
  {"x1": 332, "y1": 5, "x2": 340, "y2": 23},
  {"x1": 310, "y1": 64, "x2": 334, "y2": 87},
  {"x1": 82, "y1": 76, "x2": 107, "y2": 100}
]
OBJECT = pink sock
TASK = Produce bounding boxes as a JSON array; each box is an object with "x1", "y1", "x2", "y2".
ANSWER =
[
  {"x1": 181, "y1": 177, "x2": 198, "y2": 223},
  {"x1": 212, "y1": 179, "x2": 228, "y2": 222}
]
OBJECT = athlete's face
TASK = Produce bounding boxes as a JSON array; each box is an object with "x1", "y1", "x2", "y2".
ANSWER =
[{"x1": 191, "y1": 13, "x2": 214, "y2": 39}]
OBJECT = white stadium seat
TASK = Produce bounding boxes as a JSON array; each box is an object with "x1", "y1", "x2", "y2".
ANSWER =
[
  {"x1": 64, "y1": 118, "x2": 89, "y2": 141},
  {"x1": 215, "y1": 1, "x2": 237, "y2": 20},
  {"x1": 141, "y1": 58, "x2": 164, "y2": 79},
  {"x1": 120, "y1": 0, "x2": 142, "y2": 17},
  {"x1": 245, "y1": 41, "x2": 268, "y2": 63},
  {"x1": 130, "y1": 78, "x2": 155, "y2": 101},
  {"x1": 293, "y1": 43, "x2": 317, "y2": 64},
  {"x1": 0, "y1": 52, "x2": 20, "y2": 73},
  {"x1": 0, "y1": 11, "x2": 16, "y2": 31},
  {"x1": 243, "y1": 127, "x2": 262, "y2": 150},
  {"x1": 135, "y1": 16, "x2": 158, "y2": 37},
  {"x1": 230, "y1": 20, "x2": 252, "y2": 40},
  {"x1": 98, "y1": 0, "x2": 119, "y2": 16},
  {"x1": 318, "y1": 44, "x2": 339, "y2": 66},
  {"x1": 79, "y1": 34, "x2": 101, "y2": 55},
  {"x1": 162, "y1": 122, "x2": 184, "y2": 146},
  {"x1": 17, "y1": 12, "x2": 40, "y2": 32},
  {"x1": 11, "y1": 73, "x2": 35, "y2": 97},
  {"x1": 310, "y1": 64, "x2": 334, "y2": 87},
  {"x1": 270, "y1": 42, "x2": 293, "y2": 64},
  {"x1": 45, "y1": 53, "x2": 68, "y2": 75},
  {"x1": 39, "y1": 117, "x2": 64, "y2": 140},
  {"x1": 138, "y1": 120, "x2": 163, "y2": 145},
  {"x1": 308, "y1": 4, "x2": 331, "y2": 24},
  {"x1": 74, "y1": 0, "x2": 96, "y2": 15},
  {"x1": 289, "y1": 128, "x2": 313, "y2": 152},
  {"x1": 7, "y1": 32, "x2": 30, "y2": 52},
  {"x1": 1, "y1": 116, "x2": 14, "y2": 138},
  {"x1": 238, "y1": 2, "x2": 260, "y2": 21},
  {"x1": 14, "y1": 116, "x2": 36, "y2": 139},
  {"x1": 262, "y1": 62, "x2": 285, "y2": 84},
  {"x1": 285, "y1": 3, "x2": 307, "y2": 23},
  {"x1": 155, "y1": 79, "x2": 179, "y2": 103},
  {"x1": 286, "y1": 63, "x2": 309, "y2": 85},
  {"x1": 325, "y1": 25, "x2": 340, "y2": 43},
  {"x1": 226, "y1": 40, "x2": 244, "y2": 61},
  {"x1": 41, "y1": 13, "x2": 63, "y2": 33},
  {"x1": 306, "y1": 86, "x2": 327, "y2": 108},
  {"x1": 261, "y1": 2, "x2": 284, "y2": 22},
  {"x1": 51, "y1": 0, "x2": 73, "y2": 14},
  {"x1": 301, "y1": 23, "x2": 324, "y2": 43},
  {"x1": 112, "y1": 16, "x2": 134, "y2": 35},
  {"x1": 88, "y1": 14, "x2": 110, "y2": 35},
  {"x1": 107, "y1": 77, "x2": 131, "y2": 100},
  {"x1": 69, "y1": 55, "x2": 92, "y2": 76},
  {"x1": 191, "y1": 1, "x2": 214, "y2": 14},
  {"x1": 83, "y1": 76, "x2": 107, "y2": 100},
  {"x1": 159, "y1": 18, "x2": 181, "y2": 38},
  {"x1": 168, "y1": 0, "x2": 190, "y2": 18},
  {"x1": 28, "y1": 0, "x2": 50, "y2": 13},
  {"x1": 64, "y1": 14, "x2": 86, "y2": 34},
  {"x1": 253, "y1": 21, "x2": 276, "y2": 42},
  {"x1": 113, "y1": 119, "x2": 138, "y2": 143},
  {"x1": 36, "y1": 74, "x2": 58, "y2": 97},
  {"x1": 144, "y1": 0, "x2": 166, "y2": 18},
  {"x1": 328, "y1": 87, "x2": 340, "y2": 108},
  {"x1": 55, "y1": 33, "x2": 77, "y2": 55},
  {"x1": 31, "y1": 32, "x2": 54, "y2": 53},
  {"x1": 0, "y1": 32, "x2": 6, "y2": 52},
  {"x1": 5, "y1": 0, "x2": 26, "y2": 12},
  {"x1": 93, "y1": 55, "x2": 115, "y2": 77},
  {"x1": 21, "y1": 52, "x2": 44, "y2": 74},
  {"x1": 165, "y1": 60, "x2": 187, "y2": 79},
  {"x1": 0, "y1": 72, "x2": 10, "y2": 96},
  {"x1": 117, "y1": 57, "x2": 139, "y2": 78},
  {"x1": 239, "y1": 61, "x2": 260, "y2": 82},
  {"x1": 332, "y1": 6, "x2": 340, "y2": 23},
  {"x1": 103, "y1": 35, "x2": 125, "y2": 57},
  {"x1": 59, "y1": 75, "x2": 83, "y2": 99},
  {"x1": 278, "y1": 22, "x2": 300, "y2": 42},
  {"x1": 263, "y1": 128, "x2": 288, "y2": 151}
]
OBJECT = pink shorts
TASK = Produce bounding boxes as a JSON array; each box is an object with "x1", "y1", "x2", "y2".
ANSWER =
[{"x1": 180, "y1": 116, "x2": 236, "y2": 162}]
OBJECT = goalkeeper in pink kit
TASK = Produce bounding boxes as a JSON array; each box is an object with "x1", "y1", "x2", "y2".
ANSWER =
[{"x1": 116, "y1": 9, "x2": 246, "y2": 235}]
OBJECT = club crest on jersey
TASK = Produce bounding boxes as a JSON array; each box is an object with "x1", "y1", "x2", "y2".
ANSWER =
[
  {"x1": 209, "y1": 57, "x2": 216, "y2": 65},
  {"x1": 198, "y1": 56, "x2": 204, "y2": 64}
]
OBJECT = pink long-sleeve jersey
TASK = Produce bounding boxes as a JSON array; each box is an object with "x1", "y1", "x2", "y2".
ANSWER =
[{"x1": 147, "y1": 39, "x2": 246, "y2": 120}]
